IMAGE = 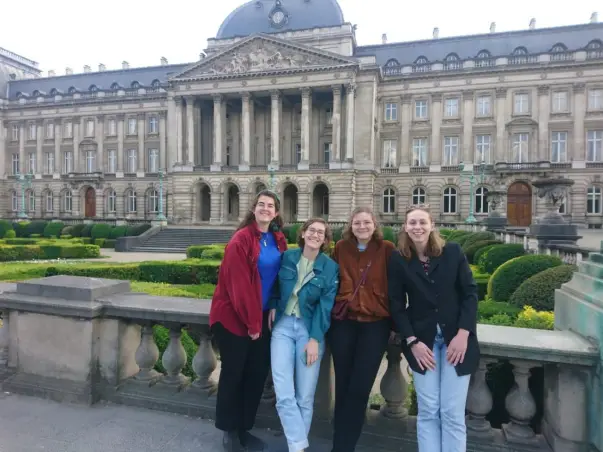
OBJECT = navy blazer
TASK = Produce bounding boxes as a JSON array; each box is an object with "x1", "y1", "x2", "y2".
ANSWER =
[{"x1": 388, "y1": 242, "x2": 479, "y2": 376}]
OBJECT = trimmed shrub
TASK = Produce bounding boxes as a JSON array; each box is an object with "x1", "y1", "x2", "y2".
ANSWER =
[
  {"x1": 478, "y1": 244, "x2": 525, "y2": 275},
  {"x1": 26, "y1": 220, "x2": 47, "y2": 237},
  {"x1": 0, "y1": 243, "x2": 100, "y2": 261},
  {"x1": 46, "y1": 263, "x2": 141, "y2": 280},
  {"x1": 514, "y1": 306, "x2": 554, "y2": 330},
  {"x1": 488, "y1": 254, "x2": 562, "y2": 303},
  {"x1": 187, "y1": 244, "x2": 226, "y2": 259},
  {"x1": 332, "y1": 226, "x2": 344, "y2": 243},
  {"x1": 110, "y1": 226, "x2": 128, "y2": 239},
  {"x1": 12, "y1": 222, "x2": 29, "y2": 238},
  {"x1": 464, "y1": 240, "x2": 502, "y2": 264},
  {"x1": 478, "y1": 299, "x2": 522, "y2": 322},
  {"x1": 288, "y1": 224, "x2": 301, "y2": 244},
  {"x1": 43, "y1": 222, "x2": 64, "y2": 238},
  {"x1": 510, "y1": 264, "x2": 576, "y2": 311},
  {"x1": 382, "y1": 227, "x2": 396, "y2": 244},
  {"x1": 0, "y1": 220, "x2": 13, "y2": 238},
  {"x1": 200, "y1": 247, "x2": 225, "y2": 260},
  {"x1": 138, "y1": 260, "x2": 220, "y2": 285},
  {"x1": 91, "y1": 223, "x2": 112, "y2": 239},
  {"x1": 474, "y1": 243, "x2": 499, "y2": 268},
  {"x1": 462, "y1": 231, "x2": 496, "y2": 250},
  {"x1": 475, "y1": 275, "x2": 490, "y2": 300}
]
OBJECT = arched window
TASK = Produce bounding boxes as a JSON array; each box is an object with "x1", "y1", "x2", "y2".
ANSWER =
[
  {"x1": 587, "y1": 186, "x2": 602, "y2": 214},
  {"x1": 106, "y1": 189, "x2": 117, "y2": 213},
  {"x1": 443, "y1": 187, "x2": 457, "y2": 214},
  {"x1": 384, "y1": 59, "x2": 400, "y2": 67},
  {"x1": 586, "y1": 40, "x2": 602, "y2": 49},
  {"x1": 26, "y1": 190, "x2": 35, "y2": 212},
  {"x1": 151, "y1": 79, "x2": 161, "y2": 87},
  {"x1": 477, "y1": 50, "x2": 491, "y2": 59},
  {"x1": 148, "y1": 189, "x2": 159, "y2": 213},
  {"x1": 551, "y1": 43, "x2": 567, "y2": 53},
  {"x1": 512, "y1": 47, "x2": 528, "y2": 55},
  {"x1": 412, "y1": 187, "x2": 426, "y2": 205},
  {"x1": 50, "y1": 89, "x2": 58, "y2": 96},
  {"x1": 32, "y1": 90, "x2": 41, "y2": 97},
  {"x1": 383, "y1": 188, "x2": 396, "y2": 214},
  {"x1": 415, "y1": 56, "x2": 429, "y2": 64},
  {"x1": 63, "y1": 190, "x2": 73, "y2": 212},
  {"x1": 44, "y1": 191, "x2": 53, "y2": 212},
  {"x1": 131, "y1": 81, "x2": 140, "y2": 89},
  {"x1": 68, "y1": 87, "x2": 77, "y2": 94},
  {"x1": 126, "y1": 189, "x2": 137, "y2": 213},
  {"x1": 11, "y1": 191, "x2": 18, "y2": 212},
  {"x1": 586, "y1": 40, "x2": 603, "y2": 59},
  {"x1": 475, "y1": 187, "x2": 489, "y2": 213},
  {"x1": 413, "y1": 56, "x2": 430, "y2": 73},
  {"x1": 89, "y1": 85, "x2": 98, "y2": 92},
  {"x1": 444, "y1": 53, "x2": 461, "y2": 70},
  {"x1": 110, "y1": 82, "x2": 121, "y2": 90}
]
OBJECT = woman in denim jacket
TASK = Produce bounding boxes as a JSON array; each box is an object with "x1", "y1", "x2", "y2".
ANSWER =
[{"x1": 268, "y1": 218, "x2": 339, "y2": 452}]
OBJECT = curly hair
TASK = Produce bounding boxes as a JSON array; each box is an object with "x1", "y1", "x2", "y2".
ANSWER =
[
  {"x1": 236, "y1": 189, "x2": 284, "y2": 232},
  {"x1": 342, "y1": 206, "x2": 383, "y2": 242},
  {"x1": 297, "y1": 218, "x2": 333, "y2": 253}
]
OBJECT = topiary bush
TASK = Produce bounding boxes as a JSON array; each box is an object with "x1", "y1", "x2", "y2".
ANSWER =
[
  {"x1": 464, "y1": 240, "x2": 502, "y2": 264},
  {"x1": 488, "y1": 254, "x2": 562, "y2": 303},
  {"x1": 288, "y1": 224, "x2": 301, "y2": 244},
  {"x1": 382, "y1": 226, "x2": 396, "y2": 244},
  {"x1": 43, "y1": 221, "x2": 65, "y2": 238},
  {"x1": 462, "y1": 231, "x2": 496, "y2": 251},
  {"x1": 478, "y1": 244, "x2": 525, "y2": 275},
  {"x1": 91, "y1": 223, "x2": 112, "y2": 239},
  {"x1": 474, "y1": 243, "x2": 499, "y2": 268},
  {"x1": 0, "y1": 220, "x2": 13, "y2": 238},
  {"x1": 447, "y1": 230, "x2": 472, "y2": 245},
  {"x1": 509, "y1": 264, "x2": 577, "y2": 311}
]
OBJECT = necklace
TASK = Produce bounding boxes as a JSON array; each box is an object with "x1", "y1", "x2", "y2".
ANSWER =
[{"x1": 263, "y1": 238, "x2": 267, "y2": 247}]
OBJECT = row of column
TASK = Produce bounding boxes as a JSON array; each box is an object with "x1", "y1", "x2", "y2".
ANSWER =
[
  {"x1": 3, "y1": 114, "x2": 167, "y2": 176},
  {"x1": 395, "y1": 83, "x2": 588, "y2": 166},
  {"x1": 171, "y1": 84, "x2": 356, "y2": 171}
]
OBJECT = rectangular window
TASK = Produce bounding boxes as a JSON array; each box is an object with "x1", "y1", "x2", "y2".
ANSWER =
[
  {"x1": 63, "y1": 151, "x2": 73, "y2": 173},
  {"x1": 128, "y1": 118, "x2": 137, "y2": 135},
  {"x1": 45, "y1": 192, "x2": 53, "y2": 212},
  {"x1": 28, "y1": 123, "x2": 36, "y2": 140},
  {"x1": 475, "y1": 135, "x2": 491, "y2": 163},
  {"x1": 384, "y1": 103, "x2": 398, "y2": 121},
  {"x1": 444, "y1": 98, "x2": 459, "y2": 117},
  {"x1": 107, "y1": 150, "x2": 117, "y2": 173},
  {"x1": 85, "y1": 151, "x2": 96, "y2": 173},
  {"x1": 11, "y1": 154, "x2": 19, "y2": 175},
  {"x1": 443, "y1": 136, "x2": 459, "y2": 165},
  {"x1": 588, "y1": 89, "x2": 603, "y2": 110},
  {"x1": 148, "y1": 149, "x2": 159, "y2": 172},
  {"x1": 325, "y1": 107, "x2": 333, "y2": 125},
  {"x1": 412, "y1": 138, "x2": 428, "y2": 166},
  {"x1": 587, "y1": 187, "x2": 601, "y2": 214},
  {"x1": 44, "y1": 152, "x2": 54, "y2": 174},
  {"x1": 28, "y1": 152, "x2": 36, "y2": 173},
  {"x1": 552, "y1": 91, "x2": 568, "y2": 113},
  {"x1": 513, "y1": 93, "x2": 529, "y2": 115},
  {"x1": 587, "y1": 130, "x2": 603, "y2": 162},
  {"x1": 45, "y1": 123, "x2": 54, "y2": 139},
  {"x1": 476, "y1": 96, "x2": 492, "y2": 116},
  {"x1": 551, "y1": 131, "x2": 568, "y2": 163},
  {"x1": 85, "y1": 119, "x2": 95, "y2": 137},
  {"x1": 382, "y1": 139, "x2": 397, "y2": 167},
  {"x1": 148, "y1": 116, "x2": 158, "y2": 134},
  {"x1": 108, "y1": 119, "x2": 117, "y2": 136},
  {"x1": 63, "y1": 122, "x2": 73, "y2": 138},
  {"x1": 323, "y1": 142, "x2": 332, "y2": 163},
  {"x1": 295, "y1": 144, "x2": 301, "y2": 164},
  {"x1": 512, "y1": 133, "x2": 529, "y2": 162},
  {"x1": 415, "y1": 100, "x2": 428, "y2": 119},
  {"x1": 11, "y1": 124, "x2": 19, "y2": 141},
  {"x1": 127, "y1": 149, "x2": 137, "y2": 173}
]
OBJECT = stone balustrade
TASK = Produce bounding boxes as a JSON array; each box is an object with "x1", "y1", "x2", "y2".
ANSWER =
[{"x1": 0, "y1": 273, "x2": 599, "y2": 452}]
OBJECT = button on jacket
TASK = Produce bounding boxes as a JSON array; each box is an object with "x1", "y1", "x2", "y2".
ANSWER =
[{"x1": 388, "y1": 242, "x2": 479, "y2": 376}]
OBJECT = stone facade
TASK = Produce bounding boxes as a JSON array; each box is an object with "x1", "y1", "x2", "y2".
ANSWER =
[{"x1": 1, "y1": 5, "x2": 603, "y2": 227}]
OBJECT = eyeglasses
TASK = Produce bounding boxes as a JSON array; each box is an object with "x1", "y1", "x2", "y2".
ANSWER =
[
  {"x1": 406, "y1": 203, "x2": 431, "y2": 214},
  {"x1": 306, "y1": 228, "x2": 326, "y2": 237}
]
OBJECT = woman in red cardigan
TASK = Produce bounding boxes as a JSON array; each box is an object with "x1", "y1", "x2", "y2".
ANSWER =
[{"x1": 210, "y1": 189, "x2": 288, "y2": 452}]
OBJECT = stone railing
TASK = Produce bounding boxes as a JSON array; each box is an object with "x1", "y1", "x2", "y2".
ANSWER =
[{"x1": 0, "y1": 275, "x2": 599, "y2": 452}]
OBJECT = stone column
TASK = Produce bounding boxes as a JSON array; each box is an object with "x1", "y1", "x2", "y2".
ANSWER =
[
  {"x1": 96, "y1": 115, "x2": 104, "y2": 173},
  {"x1": 572, "y1": 83, "x2": 586, "y2": 168},
  {"x1": 211, "y1": 94, "x2": 224, "y2": 171},
  {"x1": 495, "y1": 88, "x2": 507, "y2": 162},
  {"x1": 18, "y1": 123, "x2": 25, "y2": 173},
  {"x1": 137, "y1": 113, "x2": 145, "y2": 174},
  {"x1": 462, "y1": 90, "x2": 474, "y2": 163},
  {"x1": 331, "y1": 86, "x2": 342, "y2": 167},
  {"x1": 240, "y1": 93, "x2": 251, "y2": 171},
  {"x1": 73, "y1": 119, "x2": 80, "y2": 173},
  {"x1": 186, "y1": 96, "x2": 195, "y2": 166},
  {"x1": 538, "y1": 85, "x2": 550, "y2": 162},
  {"x1": 345, "y1": 84, "x2": 355, "y2": 163},
  {"x1": 53, "y1": 120, "x2": 61, "y2": 177},
  {"x1": 0, "y1": 120, "x2": 6, "y2": 178},
  {"x1": 270, "y1": 90, "x2": 281, "y2": 169},
  {"x1": 116, "y1": 114, "x2": 125, "y2": 176},
  {"x1": 400, "y1": 94, "x2": 412, "y2": 171},
  {"x1": 299, "y1": 87, "x2": 312, "y2": 170},
  {"x1": 429, "y1": 94, "x2": 442, "y2": 168},
  {"x1": 36, "y1": 120, "x2": 43, "y2": 176},
  {"x1": 159, "y1": 112, "x2": 167, "y2": 171},
  {"x1": 175, "y1": 96, "x2": 184, "y2": 165}
]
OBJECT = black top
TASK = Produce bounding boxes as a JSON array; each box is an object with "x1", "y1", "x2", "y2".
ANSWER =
[{"x1": 388, "y1": 242, "x2": 479, "y2": 376}]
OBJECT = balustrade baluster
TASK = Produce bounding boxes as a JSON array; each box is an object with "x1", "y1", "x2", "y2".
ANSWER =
[
  {"x1": 0, "y1": 310, "x2": 8, "y2": 369},
  {"x1": 379, "y1": 340, "x2": 408, "y2": 419},
  {"x1": 503, "y1": 360, "x2": 538, "y2": 444},
  {"x1": 161, "y1": 325, "x2": 190, "y2": 387},
  {"x1": 134, "y1": 324, "x2": 161, "y2": 383},
  {"x1": 191, "y1": 326, "x2": 217, "y2": 394},
  {"x1": 466, "y1": 358, "x2": 494, "y2": 438}
]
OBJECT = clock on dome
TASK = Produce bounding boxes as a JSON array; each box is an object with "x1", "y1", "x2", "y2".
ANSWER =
[{"x1": 268, "y1": 0, "x2": 289, "y2": 28}]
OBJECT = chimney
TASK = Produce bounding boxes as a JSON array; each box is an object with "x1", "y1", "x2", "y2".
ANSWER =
[
  {"x1": 529, "y1": 18, "x2": 536, "y2": 29},
  {"x1": 160, "y1": 57, "x2": 168, "y2": 66},
  {"x1": 433, "y1": 27, "x2": 439, "y2": 39},
  {"x1": 66, "y1": 67, "x2": 73, "y2": 75},
  {"x1": 381, "y1": 33, "x2": 387, "y2": 44},
  {"x1": 591, "y1": 12, "x2": 598, "y2": 23},
  {"x1": 99, "y1": 63, "x2": 106, "y2": 72},
  {"x1": 122, "y1": 61, "x2": 129, "y2": 70},
  {"x1": 490, "y1": 22, "x2": 496, "y2": 33},
  {"x1": 48, "y1": 70, "x2": 55, "y2": 77},
  {"x1": 83, "y1": 65, "x2": 91, "y2": 73}
]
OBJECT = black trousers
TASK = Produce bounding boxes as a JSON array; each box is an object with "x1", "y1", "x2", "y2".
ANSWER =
[
  {"x1": 328, "y1": 318, "x2": 391, "y2": 452},
  {"x1": 212, "y1": 311, "x2": 271, "y2": 432}
]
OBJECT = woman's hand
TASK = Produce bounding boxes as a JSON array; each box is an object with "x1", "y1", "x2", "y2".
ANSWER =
[
  {"x1": 268, "y1": 309, "x2": 276, "y2": 330},
  {"x1": 249, "y1": 332, "x2": 260, "y2": 340},
  {"x1": 446, "y1": 329, "x2": 469, "y2": 365},
  {"x1": 410, "y1": 341, "x2": 436, "y2": 371},
  {"x1": 304, "y1": 339, "x2": 320, "y2": 366}
]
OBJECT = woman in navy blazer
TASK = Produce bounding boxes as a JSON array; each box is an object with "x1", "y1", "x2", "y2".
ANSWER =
[
  {"x1": 388, "y1": 205, "x2": 479, "y2": 452},
  {"x1": 268, "y1": 218, "x2": 339, "y2": 452}
]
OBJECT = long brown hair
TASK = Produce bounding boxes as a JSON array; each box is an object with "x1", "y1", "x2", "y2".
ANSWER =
[
  {"x1": 397, "y1": 205, "x2": 445, "y2": 259},
  {"x1": 297, "y1": 218, "x2": 333, "y2": 253},
  {"x1": 342, "y1": 206, "x2": 383, "y2": 242},
  {"x1": 237, "y1": 189, "x2": 284, "y2": 232}
]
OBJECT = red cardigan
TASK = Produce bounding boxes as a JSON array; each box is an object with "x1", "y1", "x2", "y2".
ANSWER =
[{"x1": 209, "y1": 223, "x2": 288, "y2": 337}]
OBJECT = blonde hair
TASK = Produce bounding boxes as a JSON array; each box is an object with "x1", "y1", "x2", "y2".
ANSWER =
[
  {"x1": 342, "y1": 206, "x2": 383, "y2": 242},
  {"x1": 297, "y1": 218, "x2": 333, "y2": 253},
  {"x1": 397, "y1": 205, "x2": 445, "y2": 259}
]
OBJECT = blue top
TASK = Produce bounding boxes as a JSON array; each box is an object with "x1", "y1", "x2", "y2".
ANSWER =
[
  {"x1": 270, "y1": 248, "x2": 339, "y2": 342},
  {"x1": 357, "y1": 243, "x2": 367, "y2": 252},
  {"x1": 258, "y1": 232, "x2": 282, "y2": 311}
]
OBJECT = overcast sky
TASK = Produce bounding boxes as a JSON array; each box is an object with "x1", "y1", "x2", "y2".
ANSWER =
[{"x1": 1, "y1": 0, "x2": 601, "y2": 74}]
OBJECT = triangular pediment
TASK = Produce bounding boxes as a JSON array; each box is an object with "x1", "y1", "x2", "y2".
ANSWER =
[{"x1": 173, "y1": 34, "x2": 358, "y2": 80}]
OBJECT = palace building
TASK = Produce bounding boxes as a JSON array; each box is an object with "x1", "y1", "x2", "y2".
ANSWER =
[{"x1": 1, "y1": 0, "x2": 603, "y2": 228}]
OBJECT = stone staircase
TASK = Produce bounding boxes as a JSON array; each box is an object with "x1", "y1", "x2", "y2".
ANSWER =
[{"x1": 131, "y1": 227, "x2": 234, "y2": 253}]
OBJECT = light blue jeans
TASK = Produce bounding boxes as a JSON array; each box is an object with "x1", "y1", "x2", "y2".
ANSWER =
[
  {"x1": 271, "y1": 315, "x2": 325, "y2": 452},
  {"x1": 412, "y1": 325, "x2": 471, "y2": 452}
]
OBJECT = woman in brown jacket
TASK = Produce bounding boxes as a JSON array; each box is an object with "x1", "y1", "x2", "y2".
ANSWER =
[{"x1": 328, "y1": 206, "x2": 395, "y2": 452}]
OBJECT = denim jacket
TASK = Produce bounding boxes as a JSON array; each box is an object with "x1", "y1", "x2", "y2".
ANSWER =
[{"x1": 270, "y1": 248, "x2": 339, "y2": 342}]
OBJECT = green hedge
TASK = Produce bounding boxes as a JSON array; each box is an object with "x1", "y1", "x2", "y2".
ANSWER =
[
  {"x1": 0, "y1": 220, "x2": 151, "y2": 240},
  {"x1": 510, "y1": 264, "x2": 577, "y2": 311},
  {"x1": 478, "y1": 244, "x2": 525, "y2": 274},
  {"x1": 45, "y1": 259, "x2": 220, "y2": 285},
  {"x1": 464, "y1": 240, "x2": 502, "y2": 264},
  {"x1": 488, "y1": 254, "x2": 562, "y2": 303},
  {"x1": 186, "y1": 244, "x2": 226, "y2": 259},
  {"x1": 0, "y1": 244, "x2": 100, "y2": 261},
  {"x1": 461, "y1": 231, "x2": 496, "y2": 251}
]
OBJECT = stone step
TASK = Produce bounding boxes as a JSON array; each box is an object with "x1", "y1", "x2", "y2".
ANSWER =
[
  {"x1": 130, "y1": 247, "x2": 188, "y2": 253},
  {"x1": 134, "y1": 228, "x2": 233, "y2": 253},
  {"x1": 589, "y1": 252, "x2": 603, "y2": 265},
  {"x1": 564, "y1": 273, "x2": 603, "y2": 307},
  {"x1": 578, "y1": 260, "x2": 603, "y2": 279}
]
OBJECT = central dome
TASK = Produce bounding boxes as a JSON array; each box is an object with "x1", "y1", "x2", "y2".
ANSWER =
[{"x1": 216, "y1": 0, "x2": 345, "y2": 39}]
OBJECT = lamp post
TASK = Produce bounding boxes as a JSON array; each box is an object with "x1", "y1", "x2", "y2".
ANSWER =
[
  {"x1": 459, "y1": 161, "x2": 486, "y2": 224},
  {"x1": 268, "y1": 167, "x2": 276, "y2": 191},
  {"x1": 16, "y1": 171, "x2": 33, "y2": 219},
  {"x1": 156, "y1": 168, "x2": 167, "y2": 221}
]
